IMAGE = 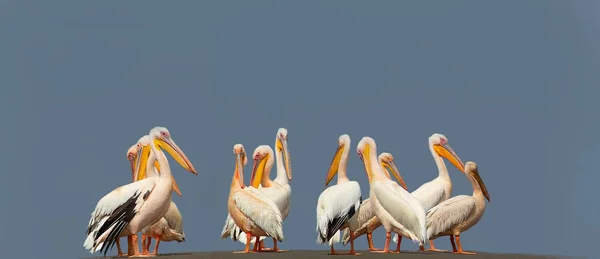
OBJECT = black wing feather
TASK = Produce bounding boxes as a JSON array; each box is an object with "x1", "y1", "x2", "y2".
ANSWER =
[
  {"x1": 325, "y1": 195, "x2": 362, "y2": 242},
  {"x1": 93, "y1": 190, "x2": 141, "y2": 256}
]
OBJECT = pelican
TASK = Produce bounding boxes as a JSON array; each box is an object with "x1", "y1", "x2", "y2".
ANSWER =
[
  {"x1": 342, "y1": 152, "x2": 407, "y2": 251},
  {"x1": 83, "y1": 127, "x2": 197, "y2": 257},
  {"x1": 227, "y1": 144, "x2": 284, "y2": 253},
  {"x1": 131, "y1": 135, "x2": 185, "y2": 255},
  {"x1": 397, "y1": 133, "x2": 465, "y2": 252},
  {"x1": 248, "y1": 143, "x2": 292, "y2": 251},
  {"x1": 425, "y1": 161, "x2": 490, "y2": 254},
  {"x1": 356, "y1": 136, "x2": 427, "y2": 253},
  {"x1": 316, "y1": 134, "x2": 362, "y2": 255},
  {"x1": 141, "y1": 201, "x2": 186, "y2": 255},
  {"x1": 220, "y1": 128, "x2": 292, "y2": 252},
  {"x1": 220, "y1": 145, "x2": 248, "y2": 242}
]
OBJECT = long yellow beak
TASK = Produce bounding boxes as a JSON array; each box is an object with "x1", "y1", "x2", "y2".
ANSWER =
[
  {"x1": 433, "y1": 143, "x2": 465, "y2": 173},
  {"x1": 135, "y1": 144, "x2": 152, "y2": 181},
  {"x1": 360, "y1": 144, "x2": 374, "y2": 182},
  {"x1": 135, "y1": 144, "x2": 183, "y2": 197},
  {"x1": 277, "y1": 138, "x2": 292, "y2": 181},
  {"x1": 325, "y1": 145, "x2": 344, "y2": 186},
  {"x1": 381, "y1": 160, "x2": 407, "y2": 190},
  {"x1": 154, "y1": 137, "x2": 198, "y2": 175},
  {"x1": 471, "y1": 167, "x2": 490, "y2": 202},
  {"x1": 250, "y1": 153, "x2": 269, "y2": 188}
]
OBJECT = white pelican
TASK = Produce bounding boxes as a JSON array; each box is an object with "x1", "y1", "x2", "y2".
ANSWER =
[
  {"x1": 220, "y1": 128, "x2": 292, "y2": 252},
  {"x1": 141, "y1": 201, "x2": 186, "y2": 255},
  {"x1": 396, "y1": 133, "x2": 465, "y2": 252},
  {"x1": 342, "y1": 152, "x2": 407, "y2": 251},
  {"x1": 131, "y1": 135, "x2": 185, "y2": 256},
  {"x1": 220, "y1": 144, "x2": 248, "y2": 242},
  {"x1": 356, "y1": 136, "x2": 427, "y2": 253},
  {"x1": 227, "y1": 144, "x2": 284, "y2": 253},
  {"x1": 83, "y1": 127, "x2": 197, "y2": 257},
  {"x1": 316, "y1": 134, "x2": 362, "y2": 255},
  {"x1": 425, "y1": 161, "x2": 490, "y2": 255}
]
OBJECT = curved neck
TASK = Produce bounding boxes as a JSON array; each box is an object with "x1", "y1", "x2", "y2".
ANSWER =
[
  {"x1": 274, "y1": 146, "x2": 288, "y2": 185},
  {"x1": 337, "y1": 143, "x2": 351, "y2": 184},
  {"x1": 429, "y1": 142, "x2": 450, "y2": 179},
  {"x1": 150, "y1": 139, "x2": 172, "y2": 180},
  {"x1": 467, "y1": 173, "x2": 483, "y2": 197},
  {"x1": 230, "y1": 162, "x2": 243, "y2": 195},
  {"x1": 260, "y1": 151, "x2": 275, "y2": 186},
  {"x1": 368, "y1": 144, "x2": 387, "y2": 182}
]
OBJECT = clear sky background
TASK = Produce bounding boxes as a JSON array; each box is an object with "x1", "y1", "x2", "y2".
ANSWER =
[{"x1": 1, "y1": 1, "x2": 597, "y2": 259}]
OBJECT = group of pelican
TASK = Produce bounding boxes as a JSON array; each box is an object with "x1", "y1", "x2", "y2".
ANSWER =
[
  {"x1": 83, "y1": 127, "x2": 197, "y2": 257},
  {"x1": 316, "y1": 133, "x2": 490, "y2": 255},
  {"x1": 221, "y1": 128, "x2": 293, "y2": 253},
  {"x1": 82, "y1": 127, "x2": 490, "y2": 257}
]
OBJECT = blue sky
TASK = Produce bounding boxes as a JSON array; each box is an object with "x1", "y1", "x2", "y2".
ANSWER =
[{"x1": 0, "y1": 1, "x2": 597, "y2": 258}]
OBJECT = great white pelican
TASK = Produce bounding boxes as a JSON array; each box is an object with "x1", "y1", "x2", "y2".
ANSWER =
[
  {"x1": 425, "y1": 161, "x2": 490, "y2": 254},
  {"x1": 83, "y1": 127, "x2": 197, "y2": 257},
  {"x1": 220, "y1": 128, "x2": 292, "y2": 252},
  {"x1": 342, "y1": 152, "x2": 407, "y2": 251},
  {"x1": 227, "y1": 144, "x2": 284, "y2": 253},
  {"x1": 356, "y1": 136, "x2": 427, "y2": 253},
  {"x1": 316, "y1": 134, "x2": 362, "y2": 255},
  {"x1": 400, "y1": 133, "x2": 465, "y2": 252}
]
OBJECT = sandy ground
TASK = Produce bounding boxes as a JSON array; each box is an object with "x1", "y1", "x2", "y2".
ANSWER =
[{"x1": 83, "y1": 250, "x2": 580, "y2": 259}]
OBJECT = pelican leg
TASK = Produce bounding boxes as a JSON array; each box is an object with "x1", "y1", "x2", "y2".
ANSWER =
[
  {"x1": 116, "y1": 238, "x2": 126, "y2": 256},
  {"x1": 257, "y1": 239, "x2": 273, "y2": 252},
  {"x1": 253, "y1": 237, "x2": 260, "y2": 252},
  {"x1": 128, "y1": 234, "x2": 152, "y2": 257},
  {"x1": 393, "y1": 235, "x2": 401, "y2": 253},
  {"x1": 366, "y1": 233, "x2": 381, "y2": 251},
  {"x1": 449, "y1": 235, "x2": 458, "y2": 252},
  {"x1": 151, "y1": 237, "x2": 160, "y2": 255},
  {"x1": 329, "y1": 244, "x2": 338, "y2": 255},
  {"x1": 233, "y1": 232, "x2": 254, "y2": 253},
  {"x1": 372, "y1": 232, "x2": 392, "y2": 253},
  {"x1": 428, "y1": 239, "x2": 448, "y2": 252},
  {"x1": 146, "y1": 236, "x2": 153, "y2": 255},
  {"x1": 453, "y1": 235, "x2": 475, "y2": 255},
  {"x1": 127, "y1": 235, "x2": 135, "y2": 256},
  {"x1": 141, "y1": 235, "x2": 150, "y2": 255},
  {"x1": 347, "y1": 230, "x2": 360, "y2": 255}
]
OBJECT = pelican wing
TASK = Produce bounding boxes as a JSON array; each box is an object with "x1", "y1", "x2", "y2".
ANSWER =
[
  {"x1": 233, "y1": 187, "x2": 284, "y2": 241},
  {"x1": 373, "y1": 180, "x2": 427, "y2": 243},
  {"x1": 84, "y1": 178, "x2": 156, "y2": 255},
  {"x1": 220, "y1": 214, "x2": 238, "y2": 240},
  {"x1": 316, "y1": 181, "x2": 362, "y2": 244},
  {"x1": 411, "y1": 179, "x2": 446, "y2": 212},
  {"x1": 164, "y1": 201, "x2": 183, "y2": 233},
  {"x1": 259, "y1": 183, "x2": 292, "y2": 220},
  {"x1": 352, "y1": 198, "x2": 375, "y2": 232},
  {"x1": 426, "y1": 195, "x2": 475, "y2": 239}
]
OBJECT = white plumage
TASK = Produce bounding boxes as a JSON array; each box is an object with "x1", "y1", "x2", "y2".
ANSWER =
[
  {"x1": 357, "y1": 136, "x2": 428, "y2": 253},
  {"x1": 315, "y1": 134, "x2": 362, "y2": 255}
]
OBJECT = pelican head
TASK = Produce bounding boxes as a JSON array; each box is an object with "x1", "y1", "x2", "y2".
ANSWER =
[
  {"x1": 250, "y1": 145, "x2": 274, "y2": 188},
  {"x1": 276, "y1": 128, "x2": 292, "y2": 181},
  {"x1": 429, "y1": 133, "x2": 465, "y2": 173},
  {"x1": 233, "y1": 144, "x2": 246, "y2": 188},
  {"x1": 325, "y1": 134, "x2": 351, "y2": 186},
  {"x1": 378, "y1": 152, "x2": 407, "y2": 190},
  {"x1": 465, "y1": 161, "x2": 490, "y2": 202},
  {"x1": 134, "y1": 134, "x2": 183, "y2": 197},
  {"x1": 357, "y1": 136, "x2": 378, "y2": 183},
  {"x1": 127, "y1": 142, "x2": 141, "y2": 182},
  {"x1": 149, "y1": 126, "x2": 197, "y2": 174}
]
